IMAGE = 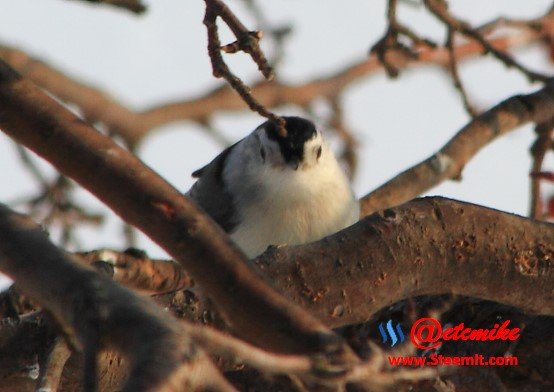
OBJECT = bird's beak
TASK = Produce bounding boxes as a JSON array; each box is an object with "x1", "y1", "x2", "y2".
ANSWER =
[{"x1": 288, "y1": 158, "x2": 300, "y2": 170}]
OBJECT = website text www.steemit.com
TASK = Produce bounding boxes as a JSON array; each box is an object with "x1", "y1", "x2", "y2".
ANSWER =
[
  {"x1": 388, "y1": 354, "x2": 519, "y2": 367},
  {"x1": 378, "y1": 316, "x2": 521, "y2": 367}
]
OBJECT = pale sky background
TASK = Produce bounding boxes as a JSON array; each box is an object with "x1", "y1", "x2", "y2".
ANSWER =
[{"x1": 0, "y1": 0, "x2": 553, "y2": 288}]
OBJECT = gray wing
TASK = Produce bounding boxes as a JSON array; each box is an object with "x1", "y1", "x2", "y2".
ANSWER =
[{"x1": 186, "y1": 141, "x2": 240, "y2": 232}]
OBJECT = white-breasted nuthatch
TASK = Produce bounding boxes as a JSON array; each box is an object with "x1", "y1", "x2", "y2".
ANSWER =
[{"x1": 187, "y1": 116, "x2": 360, "y2": 258}]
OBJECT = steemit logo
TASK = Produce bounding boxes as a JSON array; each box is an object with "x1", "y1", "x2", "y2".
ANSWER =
[
  {"x1": 379, "y1": 317, "x2": 520, "y2": 350},
  {"x1": 378, "y1": 320, "x2": 405, "y2": 347}
]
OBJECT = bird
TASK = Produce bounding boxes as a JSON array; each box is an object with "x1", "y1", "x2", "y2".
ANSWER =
[{"x1": 186, "y1": 116, "x2": 360, "y2": 258}]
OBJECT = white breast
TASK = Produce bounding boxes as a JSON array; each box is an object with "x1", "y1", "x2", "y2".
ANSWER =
[{"x1": 229, "y1": 155, "x2": 359, "y2": 258}]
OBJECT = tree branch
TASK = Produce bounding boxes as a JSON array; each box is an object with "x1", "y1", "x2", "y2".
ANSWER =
[
  {"x1": 203, "y1": 0, "x2": 286, "y2": 136},
  {"x1": 1, "y1": 10, "x2": 552, "y2": 146},
  {"x1": 0, "y1": 59, "x2": 342, "y2": 355},
  {"x1": 0, "y1": 203, "x2": 230, "y2": 391},
  {"x1": 255, "y1": 197, "x2": 554, "y2": 327},
  {"x1": 370, "y1": 0, "x2": 436, "y2": 78},
  {"x1": 445, "y1": 28, "x2": 477, "y2": 117},
  {"x1": 424, "y1": 0, "x2": 550, "y2": 82},
  {"x1": 78, "y1": 249, "x2": 194, "y2": 295},
  {"x1": 69, "y1": 0, "x2": 147, "y2": 14},
  {"x1": 8, "y1": 197, "x2": 550, "y2": 330},
  {"x1": 36, "y1": 337, "x2": 72, "y2": 392},
  {"x1": 360, "y1": 82, "x2": 554, "y2": 216},
  {"x1": 0, "y1": 197, "x2": 551, "y2": 389},
  {"x1": 2, "y1": 197, "x2": 551, "y2": 390},
  {"x1": 530, "y1": 122, "x2": 554, "y2": 219}
]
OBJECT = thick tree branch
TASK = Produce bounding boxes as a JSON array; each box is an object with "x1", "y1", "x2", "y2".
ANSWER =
[
  {"x1": 2, "y1": 198, "x2": 551, "y2": 390},
  {"x1": 255, "y1": 197, "x2": 554, "y2": 327},
  {"x1": 0, "y1": 204, "x2": 229, "y2": 391},
  {"x1": 0, "y1": 59, "x2": 341, "y2": 355},
  {"x1": 0, "y1": 197, "x2": 551, "y2": 389},
  {"x1": 7, "y1": 198, "x2": 550, "y2": 331},
  {"x1": 360, "y1": 82, "x2": 554, "y2": 216},
  {"x1": 1, "y1": 11, "x2": 552, "y2": 146}
]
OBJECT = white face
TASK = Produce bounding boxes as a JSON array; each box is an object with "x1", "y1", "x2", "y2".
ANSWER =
[
  {"x1": 223, "y1": 121, "x2": 342, "y2": 209},
  {"x1": 255, "y1": 127, "x2": 327, "y2": 171}
]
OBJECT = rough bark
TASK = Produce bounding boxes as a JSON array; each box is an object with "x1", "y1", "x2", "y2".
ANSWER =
[
  {"x1": 0, "y1": 204, "x2": 230, "y2": 392},
  {"x1": 0, "y1": 59, "x2": 339, "y2": 355},
  {"x1": 256, "y1": 197, "x2": 553, "y2": 327},
  {"x1": 0, "y1": 197, "x2": 552, "y2": 391}
]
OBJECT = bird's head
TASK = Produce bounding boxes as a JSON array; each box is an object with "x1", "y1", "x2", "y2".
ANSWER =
[{"x1": 255, "y1": 116, "x2": 326, "y2": 171}]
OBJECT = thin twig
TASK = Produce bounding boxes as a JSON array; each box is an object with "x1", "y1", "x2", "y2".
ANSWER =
[
  {"x1": 328, "y1": 97, "x2": 359, "y2": 180},
  {"x1": 203, "y1": 0, "x2": 287, "y2": 136},
  {"x1": 424, "y1": 0, "x2": 550, "y2": 83},
  {"x1": 530, "y1": 121, "x2": 554, "y2": 219},
  {"x1": 446, "y1": 28, "x2": 478, "y2": 117},
  {"x1": 71, "y1": 0, "x2": 147, "y2": 14},
  {"x1": 181, "y1": 322, "x2": 313, "y2": 376},
  {"x1": 0, "y1": 203, "x2": 230, "y2": 392},
  {"x1": 9, "y1": 167, "x2": 104, "y2": 248},
  {"x1": 477, "y1": 16, "x2": 543, "y2": 36},
  {"x1": 370, "y1": 0, "x2": 436, "y2": 77},
  {"x1": 15, "y1": 144, "x2": 48, "y2": 188},
  {"x1": 242, "y1": 0, "x2": 293, "y2": 68},
  {"x1": 182, "y1": 321, "x2": 441, "y2": 388},
  {"x1": 2, "y1": 11, "x2": 552, "y2": 146}
]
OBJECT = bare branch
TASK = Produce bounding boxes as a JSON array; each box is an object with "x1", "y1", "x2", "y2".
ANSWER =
[
  {"x1": 446, "y1": 28, "x2": 477, "y2": 117},
  {"x1": 78, "y1": 249, "x2": 194, "y2": 295},
  {"x1": 241, "y1": 0, "x2": 293, "y2": 68},
  {"x1": 36, "y1": 337, "x2": 71, "y2": 392},
  {"x1": 10, "y1": 173, "x2": 104, "y2": 248},
  {"x1": 0, "y1": 59, "x2": 342, "y2": 355},
  {"x1": 0, "y1": 196, "x2": 551, "y2": 390},
  {"x1": 328, "y1": 97, "x2": 359, "y2": 180},
  {"x1": 0, "y1": 203, "x2": 230, "y2": 391},
  {"x1": 182, "y1": 321, "x2": 440, "y2": 389},
  {"x1": 122, "y1": 11, "x2": 554, "y2": 141},
  {"x1": 181, "y1": 322, "x2": 313, "y2": 377},
  {"x1": 530, "y1": 122, "x2": 554, "y2": 219},
  {"x1": 256, "y1": 197, "x2": 554, "y2": 327},
  {"x1": 370, "y1": 0, "x2": 437, "y2": 77},
  {"x1": 424, "y1": 0, "x2": 550, "y2": 83},
  {"x1": 69, "y1": 0, "x2": 146, "y2": 14},
  {"x1": 11, "y1": 198, "x2": 548, "y2": 332},
  {"x1": 0, "y1": 45, "x2": 144, "y2": 147},
  {"x1": 202, "y1": 0, "x2": 286, "y2": 136},
  {"x1": 2, "y1": 11, "x2": 552, "y2": 146},
  {"x1": 360, "y1": 82, "x2": 554, "y2": 216}
]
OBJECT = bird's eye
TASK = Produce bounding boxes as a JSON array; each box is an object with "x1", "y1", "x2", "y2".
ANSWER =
[
  {"x1": 260, "y1": 147, "x2": 266, "y2": 162},
  {"x1": 316, "y1": 146, "x2": 322, "y2": 160}
]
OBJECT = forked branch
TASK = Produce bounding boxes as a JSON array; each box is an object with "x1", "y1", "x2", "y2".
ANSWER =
[
  {"x1": 0, "y1": 59, "x2": 340, "y2": 355},
  {"x1": 203, "y1": 0, "x2": 286, "y2": 135}
]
